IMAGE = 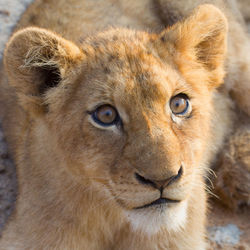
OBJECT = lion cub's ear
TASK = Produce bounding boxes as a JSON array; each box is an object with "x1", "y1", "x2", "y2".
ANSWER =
[
  {"x1": 4, "y1": 27, "x2": 83, "y2": 116},
  {"x1": 157, "y1": 4, "x2": 228, "y2": 89}
]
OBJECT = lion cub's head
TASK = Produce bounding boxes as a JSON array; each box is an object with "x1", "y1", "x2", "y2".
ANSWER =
[{"x1": 4, "y1": 5, "x2": 227, "y2": 234}]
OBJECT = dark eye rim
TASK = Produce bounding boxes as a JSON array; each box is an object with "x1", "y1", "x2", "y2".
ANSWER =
[
  {"x1": 170, "y1": 93, "x2": 191, "y2": 116},
  {"x1": 88, "y1": 104, "x2": 121, "y2": 127}
]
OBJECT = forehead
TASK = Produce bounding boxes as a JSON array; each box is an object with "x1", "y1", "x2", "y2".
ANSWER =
[{"x1": 80, "y1": 37, "x2": 188, "y2": 110}]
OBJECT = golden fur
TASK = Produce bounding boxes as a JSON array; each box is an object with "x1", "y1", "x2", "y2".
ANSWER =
[
  {"x1": 0, "y1": 0, "x2": 249, "y2": 249},
  {"x1": 154, "y1": 0, "x2": 250, "y2": 210}
]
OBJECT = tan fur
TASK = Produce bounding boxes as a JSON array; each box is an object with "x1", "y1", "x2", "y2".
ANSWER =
[
  {"x1": 154, "y1": 0, "x2": 250, "y2": 210},
  {"x1": 0, "y1": 0, "x2": 248, "y2": 249}
]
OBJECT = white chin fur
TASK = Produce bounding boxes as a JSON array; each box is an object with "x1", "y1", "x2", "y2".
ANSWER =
[{"x1": 125, "y1": 200, "x2": 187, "y2": 235}]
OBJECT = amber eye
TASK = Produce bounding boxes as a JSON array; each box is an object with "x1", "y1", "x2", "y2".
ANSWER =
[
  {"x1": 170, "y1": 94, "x2": 190, "y2": 115},
  {"x1": 91, "y1": 105, "x2": 120, "y2": 126}
]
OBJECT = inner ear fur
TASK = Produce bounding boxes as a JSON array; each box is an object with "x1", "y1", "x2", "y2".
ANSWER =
[
  {"x1": 4, "y1": 27, "x2": 83, "y2": 114},
  {"x1": 158, "y1": 4, "x2": 228, "y2": 88}
]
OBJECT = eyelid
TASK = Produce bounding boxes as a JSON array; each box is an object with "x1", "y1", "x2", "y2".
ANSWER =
[
  {"x1": 87, "y1": 116, "x2": 120, "y2": 133},
  {"x1": 86, "y1": 103, "x2": 112, "y2": 114}
]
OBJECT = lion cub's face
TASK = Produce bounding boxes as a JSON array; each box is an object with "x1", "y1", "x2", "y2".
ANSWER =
[{"x1": 5, "y1": 6, "x2": 227, "y2": 234}]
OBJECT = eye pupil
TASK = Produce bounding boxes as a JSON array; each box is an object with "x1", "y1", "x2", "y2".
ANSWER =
[
  {"x1": 102, "y1": 110, "x2": 112, "y2": 118},
  {"x1": 175, "y1": 100, "x2": 181, "y2": 107}
]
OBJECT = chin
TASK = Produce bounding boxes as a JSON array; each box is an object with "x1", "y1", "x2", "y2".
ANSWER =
[{"x1": 124, "y1": 200, "x2": 188, "y2": 235}]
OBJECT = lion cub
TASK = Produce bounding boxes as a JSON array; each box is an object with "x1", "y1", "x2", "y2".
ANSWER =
[{"x1": 0, "y1": 3, "x2": 230, "y2": 250}]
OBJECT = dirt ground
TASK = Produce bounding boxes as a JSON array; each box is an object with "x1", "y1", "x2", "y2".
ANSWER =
[
  {"x1": 207, "y1": 200, "x2": 250, "y2": 249},
  {"x1": 0, "y1": 1, "x2": 249, "y2": 249}
]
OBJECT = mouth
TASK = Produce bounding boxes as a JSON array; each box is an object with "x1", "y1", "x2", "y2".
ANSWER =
[{"x1": 135, "y1": 197, "x2": 180, "y2": 210}]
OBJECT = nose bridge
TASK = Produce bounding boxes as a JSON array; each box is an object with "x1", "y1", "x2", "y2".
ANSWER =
[{"x1": 128, "y1": 118, "x2": 181, "y2": 180}]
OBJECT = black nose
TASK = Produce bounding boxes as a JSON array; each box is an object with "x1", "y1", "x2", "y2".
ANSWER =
[{"x1": 135, "y1": 166, "x2": 183, "y2": 190}]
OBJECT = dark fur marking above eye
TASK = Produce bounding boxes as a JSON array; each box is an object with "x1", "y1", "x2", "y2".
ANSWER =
[
  {"x1": 104, "y1": 67, "x2": 111, "y2": 74},
  {"x1": 160, "y1": 35, "x2": 166, "y2": 42},
  {"x1": 92, "y1": 41, "x2": 100, "y2": 49},
  {"x1": 113, "y1": 35, "x2": 118, "y2": 41},
  {"x1": 108, "y1": 55, "x2": 116, "y2": 62},
  {"x1": 136, "y1": 73, "x2": 148, "y2": 84}
]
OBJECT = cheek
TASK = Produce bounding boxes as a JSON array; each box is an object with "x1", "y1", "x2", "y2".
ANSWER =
[
  {"x1": 51, "y1": 116, "x2": 126, "y2": 179},
  {"x1": 174, "y1": 113, "x2": 213, "y2": 170},
  {"x1": 75, "y1": 134, "x2": 125, "y2": 180},
  {"x1": 190, "y1": 114, "x2": 213, "y2": 159},
  {"x1": 82, "y1": 132, "x2": 125, "y2": 169}
]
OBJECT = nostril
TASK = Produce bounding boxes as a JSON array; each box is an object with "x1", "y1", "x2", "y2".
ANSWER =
[
  {"x1": 178, "y1": 166, "x2": 183, "y2": 176},
  {"x1": 135, "y1": 173, "x2": 156, "y2": 188},
  {"x1": 177, "y1": 165, "x2": 183, "y2": 179},
  {"x1": 167, "y1": 166, "x2": 183, "y2": 186}
]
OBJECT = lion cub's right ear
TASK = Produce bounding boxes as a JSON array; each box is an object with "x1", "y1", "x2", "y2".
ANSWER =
[{"x1": 4, "y1": 27, "x2": 83, "y2": 116}]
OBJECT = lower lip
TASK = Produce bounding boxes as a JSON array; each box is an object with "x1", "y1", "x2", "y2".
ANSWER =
[{"x1": 135, "y1": 198, "x2": 180, "y2": 209}]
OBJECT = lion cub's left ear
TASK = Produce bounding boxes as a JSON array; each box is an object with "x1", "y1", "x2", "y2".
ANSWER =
[
  {"x1": 157, "y1": 4, "x2": 228, "y2": 89},
  {"x1": 4, "y1": 27, "x2": 83, "y2": 115}
]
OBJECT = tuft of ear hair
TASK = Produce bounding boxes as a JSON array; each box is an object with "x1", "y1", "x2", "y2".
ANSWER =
[
  {"x1": 157, "y1": 4, "x2": 228, "y2": 89},
  {"x1": 4, "y1": 27, "x2": 83, "y2": 115}
]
